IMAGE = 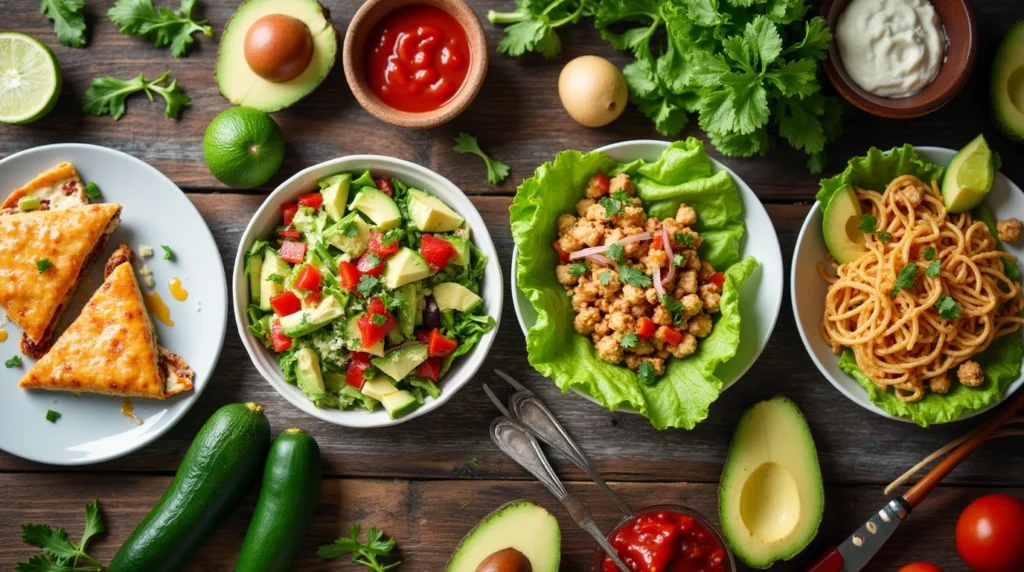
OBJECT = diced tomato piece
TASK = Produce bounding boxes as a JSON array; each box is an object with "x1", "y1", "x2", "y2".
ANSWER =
[
  {"x1": 350, "y1": 351, "x2": 373, "y2": 362},
  {"x1": 357, "y1": 251, "x2": 386, "y2": 277},
  {"x1": 417, "y1": 357, "x2": 441, "y2": 381},
  {"x1": 346, "y1": 358, "x2": 372, "y2": 390},
  {"x1": 661, "y1": 326, "x2": 684, "y2": 346},
  {"x1": 358, "y1": 298, "x2": 397, "y2": 348},
  {"x1": 368, "y1": 231, "x2": 400, "y2": 257},
  {"x1": 298, "y1": 192, "x2": 323, "y2": 209},
  {"x1": 277, "y1": 227, "x2": 301, "y2": 239},
  {"x1": 304, "y1": 290, "x2": 322, "y2": 305},
  {"x1": 338, "y1": 261, "x2": 360, "y2": 290},
  {"x1": 637, "y1": 317, "x2": 656, "y2": 338},
  {"x1": 270, "y1": 319, "x2": 291, "y2": 352},
  {"x1": 281, "y1": 203, "x2": 299, "y2": 226},
  {"x1": 420, "y1": 234, "x2": 453, "y2": 271},
  {"x1": 269, "y1": 291, "x2": 301, "y2": 316},
  {"x1": 593, "y1": 170, "x2": 610, "y2": 195},
  {"x1": 552, "y1": 240, "x2": 571, "y2": 264},
  {"x1": 294, "y1": 264, "x2": 322, "y2": 291},
  {"x1": 375, "y1": 178, "x2": 394, "y2": 196},
  {"x1": 427, "y1": 328, "x2": 458, "y2": 357},
  {"x1": 651, "y1": 234, "x2": 663, "y2": 250},
  {"x1": 279, "y1": 241, "x2": 307, "y2": 264},
  {"x1": 415, "y1": 329, "x2": 431, "y2": 345},
  {"x1": 708, "y1": 272, "x2": 726, "y2": 289}
]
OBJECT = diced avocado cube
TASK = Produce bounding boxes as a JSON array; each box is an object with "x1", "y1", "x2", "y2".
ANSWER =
[
  {"x1": 352, "y1": 169, "x2": 375, "y2": 188},
  {"x1": 294, "y1": 347, "x2": 326, "y2": 401},
  {"x1": 432, "y1": 282, "x2": 482, "y2": 312},
  {"x1": 396, "y1": 283, "x2": 418, "y2": 337},
  {"x1": 345, "y1": 313, "x2": 384, "y2": 356},
  {"x1": 319, "y1": 173, "x2": 351, "y2": 222},
  {"x1": 324, "y1": 213, "x2": 370, "y2": 256},
  {"x1": 323, "y1": 371, "x2": 347, "y2": 393},
  {"x1": 247, "y1": 250, "x2": 264, "y2": 302},
  {"x1": 442, "y1": 235, "x2": 470, "y2": 266},
  {"x1": 349, "y1": 188, "x2": 402, "y2": 230},
  {"x1": 408, "y1": 188, "x2": 464, "y2": 232},
  {"x1": 279, "y1": 296, "x2": 344, "y2": 338},
  {"x1": 292, "y1": 206, "x2": 318, "y2": 234},
  {"x1": 382, "y1": 247, "x2": 432, "y2": 289},
  {"x1": 361, "y1": 374, "x2": 399, "y2": 402},
  {"x1": 18, "y1": 196, "x2": 40, "y2": 212},
  {"x1": 382, "y1": 390, "x2": 419, "y2": 419},
  {"x1": 259, "y1": 250, "x2": 290, "y2": 311},
  {"x1": 372, "y1": 343, "x2": 428, "y2": 382}
]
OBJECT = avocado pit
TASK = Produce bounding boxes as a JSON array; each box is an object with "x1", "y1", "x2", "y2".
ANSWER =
[
  {"x1": 244, "y1": 14, "x2": 314, "y2": 83},
  {"x1": 475, "y1": 548, "x2": 532, "y2": 572}
]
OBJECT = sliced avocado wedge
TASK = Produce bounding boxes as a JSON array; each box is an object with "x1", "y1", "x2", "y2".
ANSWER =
[
  {"x1": 942, "y1": 134, "x2": 996, "y2": 213},
  {"x1": 360, "y1": 374, "x2": 398, "y2": 401},
  {"x1": 719, "y1": 396, "x2": 823, "y2": 568},
  {"x1": 259, "y1": 249, "x2": 290, "y2": 311},
  {"x1": 382, "y1": 390, "x2": 418, "y2": 419},
  {"x1": 821, "y1": 184, "x2": 867, "y2": 264},
  {"x1": 372, "y1": 344, "x2": 428, "y2": 381},
  {"x1": 442, "y1": 234, "x2": 470, "y2": 266},
  {"x1": 294, "y1": 347, "x2": 326, "y2": 400},
  {"x1": 382, "y1": 247, "x2": 432, "y2": 289},
  {"x1": 350, "y1": 187, "x2": 402, "y2": 230},
  {"x1": 409, "y1": 188, "x2": 464, "y2": 232},
  {"x1": 279, "y1": 295, "x2": 343, "y2": 338},
  {"x1": 992, "y1": 21, "x2": 1024, "y2": 142},
  {"x1": 432, "y1": 282, "x2": 482, "y2": 312},
  {"x1": 216, "y1": 0, "x2": 338, "y2": 112},
  {"x1": 319, "y1": 172, "x2": 351, "y2": 222},
  {"x1": 324, "y1": 212, "x2": 370, "y2": 256},
  {"x1": 445, "y1": 501, "x2": 560, "y2": 572}
]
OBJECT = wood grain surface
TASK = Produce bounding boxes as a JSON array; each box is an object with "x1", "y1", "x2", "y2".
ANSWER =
[{"x1": 1, "y1": 0, "x2": 1023, "y2": 571}]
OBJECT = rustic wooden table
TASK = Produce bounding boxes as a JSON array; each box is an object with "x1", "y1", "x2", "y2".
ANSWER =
[{"x1": 2, "y1": 1, "x2": 1022, "y2": 570}]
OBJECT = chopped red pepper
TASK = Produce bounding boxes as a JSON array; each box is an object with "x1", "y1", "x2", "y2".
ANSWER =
[
  {"x1": 294, "y1": 264, "x2": 322, "y2": 291},
  {"x1": 375, "y1": 178, "x2": 394, "y2": 197},
  {"x1": 417, "y1": 357, "x2": 441, "y2": 381},
  {"x1": 279, "y1": 241, "x2": 307, "y2": 264},
  {"x1": 637, "y1": 317, "x2": 656, "y2": 338},
  {"x1": 338, "y1": 261, "x2": 360, "y2": 290},
  {"x1": 368, "y1": 231, "x2": 400, "y2": 257},
  {"x1": 298, "y1": 192, "x2": 323, "y2": 209},
  {"x1": 651, "y1": 234, "x2": 663, "y2": 250},
  {"x1": 427, "y1": 328, "x2": 458, "y2": 357},
  {"x1": 708, "y1": 272, "x2": 726, "y2": 289},
  {"x1": 303, "y1": 290, "x2": 322, "y2": 305},
  {"x1": 345, "y1": 358, "x2": 373, "y2": 390},
  {"x1": 660, "y1": 326, "x2": 684, "y2": 346},
  {"x1": 593, "y1": 170, "x2": 610, "y2": 195},
  {"x1": 358, "y1": 298, "x2": 396, "y2": 347},
  {"x1": 277, "y1": 227, "x2": 301, "y2": 240},
  {"x1": 269, "y1": 291, "x2": 301, "y2": 317},
  {"x1": 552, "y1": 240, "x2": 571, "y2": 264},
  {"x1": 349, "y1": 351, "x2": 374, "y2": 362},
  {"x1": 357, "y1": 251, "x2": 386, "y2": 277},
  {"x1": 270, "y1": 319, "x2": 291, "y2": 352},
  {"x1": 420, "y1": 234, "x2": 453, "y2": 271},
  {"x1": 281, "y1": 203, "x2": 299, "y2": 226},
  {"x1": 414, "y1": 329, "x2": 431, "y2": 345}
]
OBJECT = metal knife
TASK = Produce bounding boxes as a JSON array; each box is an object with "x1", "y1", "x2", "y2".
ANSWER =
[{"x1": 806, "y1": 498, "x2": 910, "y2": 572}]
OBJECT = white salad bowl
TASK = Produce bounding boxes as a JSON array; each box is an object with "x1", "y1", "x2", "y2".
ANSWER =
[
  {"x1": 233, "y1": 156, "x2": 502, "y2": 428},
  {"x1": 792, "y1": 146, "x2": 1024, "y2": 424},
  {"x1": 511, "y1": 139, "x2": 785, "y2": 411}
]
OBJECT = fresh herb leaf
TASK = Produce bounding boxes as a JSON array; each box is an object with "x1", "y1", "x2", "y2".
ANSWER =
[
  {"x1": 45, "y1": 410, "x2": 61, "y2": 423},
  {"x1": 5, "y1": 355, "x2": 22, "y2": 368},
  {"x1": 342, "y1": 222, "x2": 359, "y2": 237},
  {"x1": 569, "y1": 261, "x2": 588, "y2": 277},
  {"x1": 40, "y1": 0, "x2": 87, "y2": 48},
  {"x1": 606, "y1": 242, "x2": 624, "y2": 263},
  {"x1": 487, "y1": 0, "x2": 588, "y2": 58},
  {"x1": 621, "y1": 331, "x2": 639, "y2": 349},
  {"x1": 36, "y1": 259, "x2": 53, "y2": 273},
  {"x1": 619, "y1": 266, "x2": 652, "y2": 288},
  {"x1": 83, "y1": 182, "x2": 101, "y2": 200},
  {"x1": 925, "y1": 260, "x2": 941, "y2": 278},
  {"x1": 460, "y1": 501, "x2": 471, "y2": 509},
  {"x1": 370, "y1": 314, "x2": 386, "y2": 327},
  {"x1": 891, "y1": 263, "x2": 918, "y2": 298},
  {"x1": 675, "y1": 233, "x2": 693, "y2": 247},
  {"x1": 316, "y1": 524, "x2": 401, "y2": 572},
  {"x1": 468, "y1": 457, "x2": 480, "y2": 469},
  {"x1": 857, "y1": 214, "x2": 878, "y2": 233},
  {"x1": 673, "y1": 253, "x2": 686, "y2": 267},
  {"x1": 935, "y1": 293, "x2": 962, "y2": 320},
  {"x1": 266, "y1": 273, "x2": 284, "y2": 284},
  {"x1": 17, "y1": 500, "x2": 105, "y2": 572},
  {"x1": 161, "y1": 245, "x2": 174, "y2": 260},
  {"x1": 598, "y1": 271, "x2": 612, "y2": 285},
  {"x1": 452, "y1": 133, "x2": 510, "y2": 184},
  {"x1": 600, "y1": 196, "x2": 623, "y2": 217},
  {"x1": 610, "y1": 189, "x2": 631, "y2": 202},
  {"x1": 364, "y1": 252, "x2": 381, "y2": 268},
  {"x1": 108, "y1": 0, "x2": 213, "y2": 57},
  {"x1": 878, "y1": 231, "x2": 891, "y2": 244},
  {"x1": 356, "y1": 275, "x2": 379, "y2": 296},
  {"x1": 82, "y1": 71, "x2": 190, "y2": 120},
  {"x1": 922, "y1": 246, "x2": 937, "y2": 261},
  {"x1": 637, "y1": 361, "x2": 657, "y2": 386}
]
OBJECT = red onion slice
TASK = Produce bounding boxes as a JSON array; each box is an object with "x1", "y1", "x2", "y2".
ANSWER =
[
  {"x1": 567, "y1": 231, "x2": 652, "y2": 261},
  {"x1": 661, "y1": 225, "x2": 675, "y2": 286},
  {"x1": 587, "y1": 254, "x2": 613, "y2": 266},
  {"x1": 653, "y1": 265, "x2": 665, "y2": 295},
  {"x1": 619, "y1": 231, "x2": 652, "y2": 245}
]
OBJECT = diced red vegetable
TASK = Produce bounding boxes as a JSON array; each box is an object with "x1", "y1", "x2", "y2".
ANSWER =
[
  {"x1": 298, "y1": 193, "x2": 323, "y2": 209},
  {"x1": 651, "y1": 234, "x2": 663, "y2": 250},
  {"x1": 357, "y1": 251, "x2": 386, "y2": 277},
  {"x1": 593, "y1": 171, "x2": 610, "y2": 195},
  {"x1": 420, "y1": 234, "x2": 454, "y2": 271},
  {"x1": 270, "y1": 319, "x2": 291, "y2": 352},
  {"x1": 358, "y1": 298, "x2": 396, "y2": 347},
  {"x1": 281, "y1": 203, "x2": 299, "y2": 226},
  {"x1": 338, "y1": 261, "x2": 360, "y2": 290},
  {"x1": 368, "y1": 231, "x2": 400, "y2": 257},
  {"x1": 350, "y1": 351, "x2": 374, "y2": 362},
  {"x1": 417, "y1": 357, "x2": 441, "y2": 381},
  {"x1": 427, "y1": 328, "x2": 458, "y2": 357},
  {"x1": 708, "y1": 272, "x2": 726, "y2": 289},
  {"x1": 346, "y1": 358, "x2": 372, "y2": 390},
  {"x1": 375, "y1": 178, "x2": 394, "y2": 196},
  {"x1": 269, "y1": 291, "x2": 301, "y2": 317},
  {"x1": 294, "y1": 264, "x2": 322, "y2": 291},
  {"x1": 637, "y1": 317, "x2": 656, "y2": 338},
  {"x1": 552, "y1": 240, "x2": 571, "y2": 264},
  {"x1": 279, "y1": 241, "x2": 307, "y2": 264},
  {"x1": 303, "y1": 290, "x2": 322, "y2": 306},
  {"x1": 415, "y1": 329, "x2": 431, "y2": 345},
  {"x1": 660, "y1": 326, "x2": 684, "y2": 346},
  {"x1": 277, "y1": 227, "x2": 301, "y2": 240}
]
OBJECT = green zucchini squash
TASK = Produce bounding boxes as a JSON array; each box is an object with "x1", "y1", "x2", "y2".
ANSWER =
[
  {"x1": 108, "y1": 402, "x2": 271, "y2": 572},
  {"x1": 235, "y1": 428, "x2": 322, "y2": 572}
]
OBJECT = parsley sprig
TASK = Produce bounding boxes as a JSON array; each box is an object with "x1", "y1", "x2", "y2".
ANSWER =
[
  {"x1": 858, "y1": 214, "x2": 891, "y2": 244},
  {"x1": 108, "y1": 0, "x2": 213, "y2": 57},
  {"x1": 41, "y1": 0, "x2": 87, "y2": 48},
  {"x1": 619, "y1": 266, "x2": 652, "y2": 288},
  {"x1": 487, "y1": 0, "x2": 589, "y2": 58},
  {"x1": 82, "y1": 71, "x2": 190, "y2": 120},
  {"x1": 891, "y1": 263, "x2": 918, "y2": 298},
  {"x1": 16, "y1": 500, "x2": 105, "y2": 572},
  {"x1": 935, "y1": 293, "x2": 962, "y2": 320},
  {"x1": 452, "y1": 133, "x2": 510, "y2": 185},
  {"x1": 316, "y1": 524, "x2": 401, "y2": 572}
]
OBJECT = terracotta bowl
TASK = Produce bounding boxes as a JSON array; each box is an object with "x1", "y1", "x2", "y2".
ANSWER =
[
  {"x1": 343, "y1": 0, "x2": 488, "y2": 129},
  {"x1": 820, "y1": 0, "x2": 977, "y2": 118}
]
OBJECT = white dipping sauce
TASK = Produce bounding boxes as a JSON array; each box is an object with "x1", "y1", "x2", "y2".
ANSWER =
[{"x1": 835, "y1": 0, "x2": 946, "y2": 98}]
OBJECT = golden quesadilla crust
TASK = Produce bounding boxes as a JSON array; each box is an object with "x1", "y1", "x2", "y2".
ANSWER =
[
  {"x1": 1, "y1": 162, "x2": 87, "y2": 211},
  {"x1": 0, "y1": 204, "x2": 121, "y2": 346},
  {"x1": 161, "y1": 348, "x2": 195, "y2": 397}
]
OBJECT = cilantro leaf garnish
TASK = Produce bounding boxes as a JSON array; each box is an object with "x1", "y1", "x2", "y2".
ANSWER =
[
  {"x1": 925, "y1": 260, "x2": 941, "y2": 278},
  {"x1": 673, "y1": 253, "x2": 687, "y2": 267},
  {"x1": 637, "y1": 361, "x2": 657, "y2": 386},
  {"x1": 5, "y1": 355, "x2": 22, "y2": 368},
  {"x1": 36, "y1": 259, "x2": 53, "y2": 273},
  {"x1": 598, "y1": 271, "x2": 612, "y2": 286},
  {"x1": 317, "y1": 524, "x2": 401, "y2": 571},
  {"x1": 17, "y1": 500, "x2": 105, "y2": 571},
  {"x1": 487, "y1": 0, "x2": 587, "y2": 58},
  {"x1": 599, "y1": 196, "x2": 623, "y2": 218},
  {"x1": 342, "y1": 222, "x2": 359, "y2": 237},
  {"x1": 364, "y1": 252, "x2": 381, "y2": 268},
  {"x1": 452, "y1": 133, "x2": 510, "y2": 185},
  {"x1": 610, "y1": 189, "x2": 631, "y2": 202},
  {"x1": 568, "y1": 262, "x2": 588, "y2": 277},
  {"x1": 891, "y1": 263, "x2": 918, "y2": 298},
  {"x1": 621, "y1": 331, "x2": 639, "y2": 349},
  {"x1": 618, "y1": 266, "x2": 652, "y2": 288},
  {"x1": 356, "y1": 275, "x2": 379, "y2": 296},
  {"x1": 606, "y1": 242, "x2": 624, "y2": 263},
  {"x1": 161, "y1": 245, "x2": 174, "y2": 260},
  {"x1": 41, "y1": 0, "x2": 87, "y2": 48},
  {"x1": 82, "y1": 71, "x2": 190, "y2": 120},
  {"x1": 922, "y1": 246, "x2": 937, "y2": 261},
  {"x1": 370, "y1": 314, "x2": 386, "y2": 327},
  {"x1": 935, "y1": 293, "x2": 962, "y2": 320},
  {"x1": 45, "y1": 410, "x2": 61, "y2": 423},
  {"x1": 859, "y1": 214, "x2": 891, "y2": 244},
  {"x1": 266, "y1": 273, "x2": 284, "y2": 284},
  {"x1": 108, "y1": 0, "x2": 213, "y2": 58},
  {"x1": 675, "y1": 233, "x2": 693, "y2": 247},
  {"x1": 83, "y1": 182, "x2": 101, "y2": 200}
]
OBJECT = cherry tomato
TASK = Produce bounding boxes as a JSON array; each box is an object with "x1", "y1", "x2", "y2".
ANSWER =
[
  {"x1": 281, "y1": 203, "x2": 299, "y2": 226},
  {"x1": 651, "y1": 234, "x2": 663, "y2": 250},
  {"x1": 277, "y1": 227, "x2": 301, "y2": 240},
  {"x1": 270, "y1": 319, "x2": 291, "y2": 352},
  {"x1": 708, "y1": 272, "x2": 726, "y2": 289},
  {"x1": 417, "y1": 357, "x2": 441, "y2": 381},
  {"x1": 303, "y1": 290, "x2": 322, "y2": 305},
  {"x1": 297, "y1": 192, "x2": 323, "y2": 209},
  {"x1": 358, "y1": 297, "x2": 397, "y2": 348},
  {"x1": 659, "y1": 326, "x2": 683, "y2": 346},
  {"x1": 375, "y1": 178, "x2": 394, "y2": 197},
  {"x1": 898, "y1": 564, "x2": 942, "y2": 572},
  {"x1": 357, "y1": 251, "x2": 386, "y2": 277},
  {"x1": 426, "y1": 328, "x2": 457, "y2": 357},
  {"x1": 345, "y1": 358, "x2": 372, "y2": 390},
  {"x1": 956, "y1": 494, "x2": 1024, "y2": 572}
]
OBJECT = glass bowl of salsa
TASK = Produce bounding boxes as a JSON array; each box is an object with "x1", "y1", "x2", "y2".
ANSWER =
[{"x1": 591, "y1": 505, "x2": 736, "y2": 572}]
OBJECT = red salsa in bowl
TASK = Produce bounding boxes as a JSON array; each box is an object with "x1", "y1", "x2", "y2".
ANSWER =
[{"x1": 594, "y1": 506, "x2": 735, "y2": 572}]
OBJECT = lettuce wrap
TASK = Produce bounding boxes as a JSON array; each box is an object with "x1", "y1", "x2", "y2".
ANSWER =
[
  {"x1": 510, "y1": 138, "x2": 758, "y2": 430},
  {"x1": 819, "y1": 145, "x2": 1024, "y2": 426}
]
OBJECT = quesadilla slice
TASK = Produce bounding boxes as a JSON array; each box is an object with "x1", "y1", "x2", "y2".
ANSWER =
[
  {"x1": 1, "y1": 162, "x2": 89, "y2": 213},
  {"x1": 20, "y1": 244, "x2": 194, "y2": 398},
  {"x1": 0, "y1": 203, "x2": 121, "y2": 357}
]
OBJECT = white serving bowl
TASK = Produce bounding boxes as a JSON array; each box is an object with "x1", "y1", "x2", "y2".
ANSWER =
[
  {"x1": 233, "y1": 156, "x2": 502, "y2": 428},
  {"x1": 792, "y1": 146, "x2": 1024, "y2": 423},
  {"x1": 511, "y1": 140, "x2": 785, "y2": 411}
]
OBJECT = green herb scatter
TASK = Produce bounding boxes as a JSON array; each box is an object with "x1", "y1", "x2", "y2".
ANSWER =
[
  {"x1": 108, "y1": 0, "x2": 213, "y2": 57},
  {"x1": 40, "y1": 0, "x2": 87, "y2": 48},
  {"x1": 342, "y1": 222, "x2": 359, "y2": 237},
  {"x1": 637, "y1": 361, "x2": 657, "y2": 386},
  {"x1": 922, "y1": 246, "x2": 936, "y2": 261},
  {"x1": 599, "y1": 196, "x2": 623, "y2": 217},
  {"x1": 925, "y1": 260, "x2": 941, "y2": 278},
  {"x1": 934, "y1": 294, "x2": 962, "y2": 320},
  {"x1": 619, "y1": 266, "x2": 652, "y2": 288},
  {"x1": 675, "y1": 233, "x2": 693, "y2": 247},
  {"x1": 357, "y1": 275, "x2": 380, "y2": 297},
  {"x1": 452, "y1": 133, "x2": 510, "y2": 184},
  {"x1": 606, "y1": 242, "x2": 624, "y2": 263},
  {"x1": 16, "y1": 500, "x2": 105, "y2": 572},
  {"x1": 673, "y1": 253, "x2": 686, "y2": 267},
  {"x1": 161, "y1": 245, "x2": 174, "y2": 260},
  {"x1": 316, "y1": 524, "x2": 401, "y2": 572},
  {"x1": 266, "y1": 273, "x2": 284, "y2": 284},
  {"x1": 45, "y1": 410, "x2": 61, "y2": 423},
  {"x1": 83, "y1": 182, "x2": 101, "y2": 199},
  {"x1": 5, "y1": 355, "x2": 22, "y2": 368},
  {"x1": 370, "y1": 314, "x2": 386, "y2": 327},
  {"x1": 621, "y1": 331, "x2": 639, "y2": 349},
  {"x1": 568, "y1": 261, "x2": 588, "y2": 277},
  {"x1": 82, "y1": 71, "x2": 190, "y2": 120},
  {"x1": 891, "y1": 263, "x2": 918, "y2": 298},
  {"x1": 598, "y1": 271, "x2": 612, "y2": 285},
  {"x1": 36, "y1": 259, "x2": 52, "y2": 273},
  {"x1": 468, "y1": 457, "x2": 480, "y2": 469},
  {"x1": 857, "y1": 214, "x2": 879, "y2": 233},
  {"x1": 487, "y1": 0, "x2": 588, "y2": 58}
]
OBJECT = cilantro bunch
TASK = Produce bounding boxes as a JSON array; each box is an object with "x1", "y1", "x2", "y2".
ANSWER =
[{"x1": 16, "y1": 500, "x2": 105, "y2": 572}]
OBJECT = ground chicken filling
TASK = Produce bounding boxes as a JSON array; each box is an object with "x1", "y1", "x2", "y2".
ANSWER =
[{"x1": 554, "y1": 171, "x2": 724, "y2": 381}]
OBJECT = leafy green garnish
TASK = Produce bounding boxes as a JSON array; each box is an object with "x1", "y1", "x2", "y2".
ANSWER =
[
  {"x1": 161, "y1": 245, "x2": 173, "y2": 260},
  {"x1": 675, "y1": 233, "x2": 693, "y2": 248},
  {"x1": 266, "y1": 273, "x2": 284, "y2": 284},
  {"x1": 935, "y1": 294, "x2": 962, "y2": 320},
  {"x1": 599, "y1": 195, "x2": 623, "y2": 217},
  {"x1": 45, "y1": 410, "x2": 61, "y2": 423},
  {"x1": 40, "y1": 0, "x2": 87, "y2": 48},
  {"x1": 356, "y1": 275, "x2": 380, "y2": 297},
  {"x1": 342, "y1": 222, "x2": 359, "y2": 237},
  {"x1": 36, "y1": 259, "x2": 52, "y2": 273},
  {"x1": 16, "y1": 500, "x2": 105, "y2": 572},
  {"x1": 925, "y1": 260, "x2": 941, "y2": 278},
  {"x1": 108, "y1": 0, "x2": 213, "y2": 57},
  {"x1": 364, "y1": 252, "x2": 381, "y2": 268},
  {"x1": 487, "y1": 0, "x2": 588, "y2": 58},
  {"x1": 82, "y1": 71, "x2": 190, "y2": 120},
  {"x1": 858, "y1": 214, "x2": 890, "y2": 244},
  {"x1": 922, "y1": 246, "x2": 936, "y2": 261},
  {"x1": 619, "y1": 266, "x2": 652, "y2": 288},
  {"x1": 6, "y1": 355, "x2": 22, "y2": 368},
  {"x1": 598, "y1": 271, "x2": 612, "y2": 285},
  {"x1": 452, "y1": 133, "x2": 510, "y2": 185},
  {"x1": 673, "y1": 253, "x2": 686, "y2": 267},
  {"x1": 317, "y1": 524, "x2": 400, "y2": 572},
  {"x1": 83, "y1": 182, "x2": 101, "y2": 200},
  {"x1": 621, "y1": 331, "x2": 639, "y2": 349},
  {"x1": 891, "y1": 263, "x2": 918, "y2": 298},
  {"x1": 370, "y1": 314, "x2": 386, "y2": 327},
  {"x1": 568, "y1": 261, "x2": 588, "y2": 277},
  {"x1": 637, "y1": 361, "x2": 657, "y2": 386},
  {"x1": 606, "y1": 242, "x2": 624, "y2": 263}
]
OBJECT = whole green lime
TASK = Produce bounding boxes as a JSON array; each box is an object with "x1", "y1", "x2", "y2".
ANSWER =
[{"x1": 203, "y1": 106, "x2": 285, "y2": 188}]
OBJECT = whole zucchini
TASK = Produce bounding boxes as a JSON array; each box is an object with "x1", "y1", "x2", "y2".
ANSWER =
[
  {"x1": 109, "y1": 402, "x2": 271, "y2": 572},
  {"x1": 235, "y1": 428, "x2": 322, "y2": 572}
]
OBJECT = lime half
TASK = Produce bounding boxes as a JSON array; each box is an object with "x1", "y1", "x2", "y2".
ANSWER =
[
  {"x1": 0, "y1": 33, "x2": 62, "y2": 124},
  {"x1": 942, "y1": 134, "x2": 996, "y2": 213}
]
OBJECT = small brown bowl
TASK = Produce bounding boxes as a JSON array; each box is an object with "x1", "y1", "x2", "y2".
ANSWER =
[
  {"x1": 820, "y1": 0, "x2": 978, "y2": 118},
  {"x1": 343, "y1": 0, "x2": 488, "y2": 129}
]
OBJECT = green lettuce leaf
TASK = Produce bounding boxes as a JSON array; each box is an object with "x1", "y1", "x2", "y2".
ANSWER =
[
  {"x1": 816, "y1": 144, "x2": 946, "y2": 207},
  {"x1": 511, "y1": 138, "x2": 757, "y2": 429}
]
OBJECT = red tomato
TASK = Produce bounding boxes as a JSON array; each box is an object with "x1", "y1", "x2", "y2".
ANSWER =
[
  {"x1": 368, "y1": 231, "x2": 400, "y2": 257},
  {"x1": 270, "y1": 319, "x2": 291, "y2": 352},
  {"x1": 338, "y1": 261, "x2": 360, "y2": 290},
  {"x1": 420, "y1": 234, "x2": 453, "y2": 271},
  {"x1": 298, "y1": 192, "x2": 323, "y2": 209},
  {"x1": 278, "y1": 241, "x2": 307, "y2": 264},
  {"x1": 357, "y1": 251, "x2": 386, "y2": 277},
  {"x1": 593, "y1": 170, "x2": 610, "y2": 195},
  {"x1": 415, "y1": 329, "x2": 431, "y2": 345},
  {"x1": 269, "y1": 291, "x2": 301, "y2": 316},
  {"x1": 281, "y1": 203, "x2": 299, "y2": 226},
  {"x1": 417, "y1": 357, "x2": 441, "y2": 381},
  {"x1": 637, "y1": 317, "x2": 656, "y2": 338},
  {"x1": 277, "y1": 227, "x2": 301, "y2": 239},
  {"x1": 345, "y1": 358, "x2": 372, "y2": 390},
  {"x1": 898, "y1": 564, "x2": 943, "y2": 572},
  {"x1": 350, "y1": 351, "x2": 374, "y2": 362},
  {"x1": 956, "y1": 494, "x2": 1024, "y2": 572},
  {"x1": 358, "y1": 298, "x2": 396, "y2": 347},
  {"x1": 303, "y1": 290, "x2": 322, "y2": 305},
  {"x1": 651, "y1": 234, "x2": 663, "y2": 250},
  {"x1": 427, "y1": 328, "x2": 457, "y2": 357},
  {"x1": 375, "y1": 178, "x2": 394, "y2": 196},
  {"x1": 294, "y1": 264, "x2": 322, "y2": 291},
  {"x1": 660, "y1": 326, "x2": 683, "y2": 346},
  {"x1": 708, "y1": 272, "x2": 726, "y2": 289},
  {"x1": 552, "y1": 240, "x2": 571, "y2": 264}
]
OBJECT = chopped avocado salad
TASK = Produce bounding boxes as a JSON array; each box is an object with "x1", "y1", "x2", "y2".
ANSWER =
[{"x1": 246, "y1": 170, "x2": 494, "y2": 419}]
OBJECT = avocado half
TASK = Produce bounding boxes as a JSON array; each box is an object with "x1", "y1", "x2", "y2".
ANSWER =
[
  {"x1": 992, "y1": 21, "x2": 1024, "y2": 142},
  {"x1": 445, "y1": 500, "x2": 560, "y2": 572},
  {"x1": 216, "y1": 0, "x2": 338, "y2": 112},
  {"x1": 821, "y1": 184, "x2": 868, "y2": 264},
  {"x1": 719, "y1": 396, "x2": 824, "y2": 569}
]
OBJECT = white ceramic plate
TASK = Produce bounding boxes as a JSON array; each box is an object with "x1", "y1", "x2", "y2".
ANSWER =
[
  {"x1": 0, "y1": 144, "x2": 228, "y2": 464},
  {"x1": 511, "y1": 140, "x2": 785, "y2": 411},
  {"x1": 792, "y1": 146, "x2": 1024, "y2": 423},
  {"x1": 234, "y1": 156, "x2": 502, "y2": 428}
]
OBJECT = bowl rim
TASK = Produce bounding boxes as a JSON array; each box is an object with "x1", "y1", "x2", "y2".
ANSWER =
[
  {"x1": 342, "y1": 0, "x2": 489, "y2": 129},
  {"x1": 819, "y1": 0, "x2": 978, "y2": 118},
  {"x1": 232, "y1": 154, "x2": 503, "y2": 428}
]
